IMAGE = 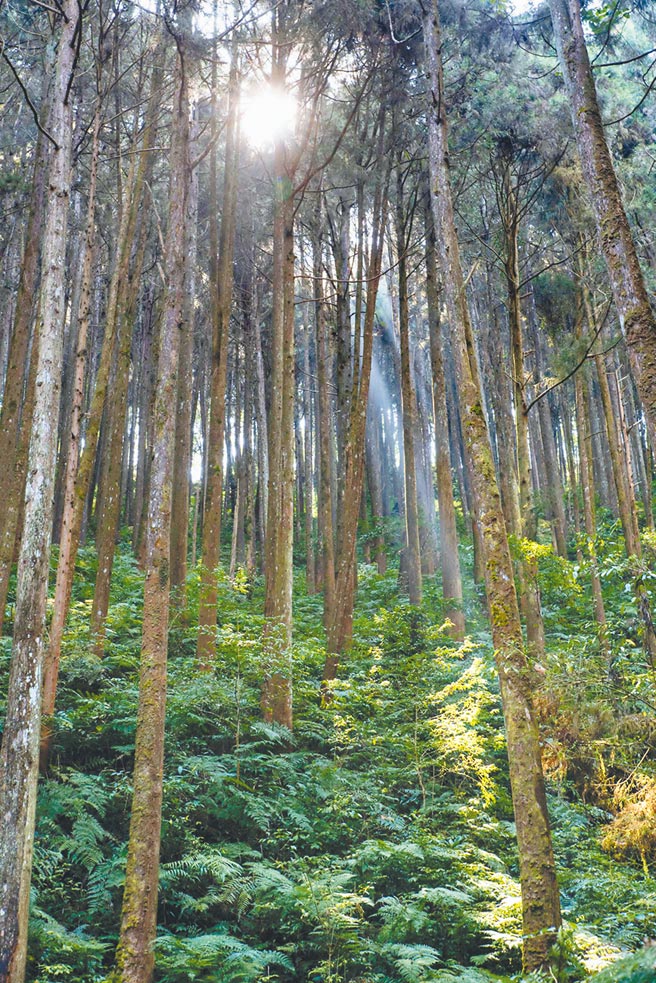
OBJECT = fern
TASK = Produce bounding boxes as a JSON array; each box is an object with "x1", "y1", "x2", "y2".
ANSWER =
[
  {"x1": 376, "y1": 942, "x2": 442, "y2": 982},
  {"x1": 156, "y1": 929, "x2": 294, "y2": 982}
]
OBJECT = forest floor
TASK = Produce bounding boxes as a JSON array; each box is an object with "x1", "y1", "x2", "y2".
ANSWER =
[{"x1": 1, "y1": 527, "x2": 655, "y2": 982}]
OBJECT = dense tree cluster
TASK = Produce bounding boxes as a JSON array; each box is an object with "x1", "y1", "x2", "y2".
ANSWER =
[{"x1": 0, "y1": 0, "x2": 655, "y2": 980}]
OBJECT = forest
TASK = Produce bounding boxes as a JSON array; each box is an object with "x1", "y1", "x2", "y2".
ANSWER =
[{"x1": 0, "y1": 0, "x2": 655, "y2": 979}]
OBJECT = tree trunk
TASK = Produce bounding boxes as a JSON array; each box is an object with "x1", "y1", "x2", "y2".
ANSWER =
[
  {"x1": 582, "y1": 288, "x2": 641, "y2": 557},
  {"x1": 197, "y1": 50, "x2": 239, "y2": 666},
  {"x1": 0, "y1": 4, "x2": 78, "y2": 977},
  {"x1": 314, "y1": 195, "x2": 336, "y2": 625},
  {"x1": 302, "y1": 317, "x2": 316, "y2": 592},
  {"x1": 502, "y1": 207, "x2": 545, "y2": 660},
  {"x1": 170, "y1": 137, "x2": 199, "y2": 600},
  {"x1": 110, "y1": 26, "x2": 190, "y2": 983},
  {"x1": 575, "y1": 365, "x2": 608, "y2": 653},
  {"x1": 549, "y1": 0, "x2": 656, "y2": 448},
  {"x1": 0, "y1": 74, "x2": 52, "y2": 638},
  {"x1": 324, "y1": 125, "x2": 388, "y2": 676},
  {"x1": 42, "y1": 55, "x2": 163, "y2": 732},
  {"x1": 262, "y1": 129, "x2": 295, "y2": 727},
  {"x1": 422, "y1": 1, "x2": 561, "y2": 970},
  {"x1": 90, "y1": 211, "x2": 148, "y2": 653},
  {"x1": 425, "y1": 209, "x2": 464, "y2": 637},
  {"x1": 40, "y1": 94, "x2": 103, "y2": 763},
  {"x1": 395, "y1": 157, "x2": 422, "y2": 604}
]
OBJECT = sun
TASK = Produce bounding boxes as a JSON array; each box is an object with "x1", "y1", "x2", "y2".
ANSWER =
[{"x1": 240, "y1": 86, "x2": 297, "y2": 150}]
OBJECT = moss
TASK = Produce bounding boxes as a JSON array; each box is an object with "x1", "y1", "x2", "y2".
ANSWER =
[{"x1": 489, "y1": 602, "x2": 510, "y2": 628}]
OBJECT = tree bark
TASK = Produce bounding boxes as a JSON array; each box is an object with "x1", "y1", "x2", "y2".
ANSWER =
[
  {"x1": 110, "y1": 26, "x2": 190, "y2": 983},
  {"x1": 303, "y1": 317, "x2": 316, "y2": 593},
  {"x1": 314, "y1": 194, "x2": 337, "y2": 624},
  {"x1": 422, "y1": 1, "x2": 561, "y2": 970},
  {"x1": 549, "y1": 0, "x2": 656, "y2": 448},
  {"x1": 0, "y1": 72, "x2": 52, "y2": 638},
  {"x1": 170, "y1": 135, "x2": 199, "y2": 600},
  {"x1": 324, "y1": 124, "x2": 388, "y2": 675},
  {"x1": 395, "y1": 157, "x2": 422, "y2": 604},
  {"x1": 40, "y1": 91, "x2": 103, "y2": 763},
  {"x1": 197, "y1": 49, "x2": 239, "y2": 666},
  {"x1": 262, "y1": 148, "x2": 295, "y2": 727},
  {"x1": 0, "y1": 4, "x2": 78, "y2": 977},
  {"x1": 42, "y1": 57, "x2": 162, "y2": 726},
  {"x1": 575, "y1": 362, "x2": 608, "y2": 653},
  {"x1": 425, "y1": 207, "x2": 464, "y2": 637}
]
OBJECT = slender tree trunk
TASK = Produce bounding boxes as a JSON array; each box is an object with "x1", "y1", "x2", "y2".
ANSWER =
[
  {"x1": 262, "y1": 110, "x2": 295, "y2": 727},
  {"x1": 170, "y1": 139, "x2": 199, "y2": 600},
  {"x1": 0, "y1": 4, "x2": 78, "y2": 977},
  {"x1": 365, "y1": 405, "x2": 387, "y2": 575},
  {"x1": 561, "y1": 387, "x2": 583, "y2": 552},
  {"x1": 0, "y1": 77, "x2": 52, "y2": 638},
  {"x1": 527, "y1": 295, "x2": 568, "y2": 557},
  {"x1": 110, "y1": 28, "x2": 190, "y2": 983},
  {"x1": 425, "y1": 208, "x2": 464, "y2": 637},
  {"x1": 502, "y1": 208, "x2": 546, "y2": 659},
  {"x1": 582, "y1": 290, "x2": 641, "y2": 557},
  {"x1": 40, "y1": 93, "x2": 103, "y2": 762},
  {"x1": 303, "y1": 320, "x2": 316, "y2": 592},
  {"x1": 575, "y1": 365, "x2": 608, "y2": 652},
  {"x1": 132, "y1": 290, "x2": 156, "y2": 556},
  {"x1": 422, "y1": 1, "x2": 561, "y2": 970},
  {"x1": 314, "y1": 195, "x2": 336, "y2": 625},
  {"x1": 254, "y1": 300, "x2": 269, "y2": 566},
  {"x1": 549, "y1": 0, "x2": 656, "y2": 448},
  {"x1": 395, "y1": 158, "x2": 422, "y2": 604},
  {"x1": 324, "y1": 127, "x2": 388, "y2": 676},
  {"x1": 90, "y1": 217, "x2": 148, "y2": 653},
  {"x1": 42, "y1": 57, "x2": 162, "y2": 726},
  {"x1": 197, "y1": 50, "x2": 239, "y2": 666}
]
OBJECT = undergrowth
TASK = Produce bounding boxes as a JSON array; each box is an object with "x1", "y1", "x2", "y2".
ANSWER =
[{"x1": 1, "y1": 527, "x2": 655, "y2": 983}]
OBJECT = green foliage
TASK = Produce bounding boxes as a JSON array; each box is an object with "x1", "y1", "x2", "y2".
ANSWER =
[
  {"x1": 3, "y1": 518, "x2": 651, "y2": 982},
  {"x1": 588, "y1": 945, "x2": 656, "y2": 983},
  {"x1": 156, "y1": 929, "x2": 294, "y2": 983}
]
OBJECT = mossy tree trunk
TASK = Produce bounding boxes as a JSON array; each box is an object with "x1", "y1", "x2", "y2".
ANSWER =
[
  {"x1": 261, "y1": 166, "x2": 295, "y2": 728},
  {"x1": 110, "y1": 25, "x2": 191, "y2": 982},
  {"x1": 422, "y1": 0, "x2": 561, "y2": 970},
  {"x1": 0, "y1": 2, "x2": 79, "y2": 977},
  {"x1": 549, "y1": 0, "x2": 656, "y2": 449}
]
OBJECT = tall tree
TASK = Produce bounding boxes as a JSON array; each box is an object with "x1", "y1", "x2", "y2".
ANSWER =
[
  {"x1": 197, "y1": 45, "x2": 239, "y2": 667},
  {"x1": 261, "y1": 6, "x2": 296, "y2": 726},
  {"x1": 110, "y1": 17, "x2": 191, "y2": 981},
  {"x1": 425, "y1": 202, "x2": 464, "y2": 638},
  {"x1": 395, "y1": 150, "x2": 422, "y2": 605},
  {"x1": 421, "y1": 0, "x2": 561, "y2": 970},
  {"x1": 548, "y1": 0, "x2": 656, "y2": 447},
  {"x1": 0, "y1": 1, "x2": 80, "y2": 977},
  {"x1": 41, "y1": 43, "x2": 164, "y2": 756}
]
